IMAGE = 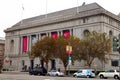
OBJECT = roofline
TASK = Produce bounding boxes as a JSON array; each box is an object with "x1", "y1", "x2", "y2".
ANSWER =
[{"x1": 4, "y1": 3, "x2": 120, "y2": 32}]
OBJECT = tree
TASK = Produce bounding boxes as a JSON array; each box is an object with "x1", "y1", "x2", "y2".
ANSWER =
[
  {"x1": 55, "y1": 36, "x2": 80, "y2": 74},
  {"x1": 31, "y1": 36, "x2": 55, "y2": 71},
  {"x1": 76, "y1": 31, "x2": 112, "y2": 67}
]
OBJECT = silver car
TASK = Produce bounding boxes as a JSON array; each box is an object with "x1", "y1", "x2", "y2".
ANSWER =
[{"x1": 47, "y1": 70, "x2": 64, "y2": 77}]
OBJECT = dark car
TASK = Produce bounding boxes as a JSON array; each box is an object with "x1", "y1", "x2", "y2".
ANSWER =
[{"x1": 29, "y1": 66, "x2": 47, "y2": 76}]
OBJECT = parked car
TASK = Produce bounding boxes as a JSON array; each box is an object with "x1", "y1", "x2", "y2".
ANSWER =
[
  {"x1": 47, "y1": 70, "x2": 64, "y2": 77},
  {"x1": 98, "y1": 69, "x2": 119, "y2": 79},
  {"x1": 73, "y1": 69, "x2": 95, "y2": 78},
  {"x1": 29, "y1": 66, "x2": 47, "y2": 76}
]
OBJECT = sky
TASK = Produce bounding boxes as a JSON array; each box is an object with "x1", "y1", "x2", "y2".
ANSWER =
[{"x1": 0, "y1": 0, "x2": 120, "y2": 37}]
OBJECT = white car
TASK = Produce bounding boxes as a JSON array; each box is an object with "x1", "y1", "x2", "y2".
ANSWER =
[
  {"x1": 73, "y1": 69, "x2": 95, "y2": 78},
  {"x1": 47, "y1": 70, "x2": 64, "y2": 76},
  {"x1": 98, "y1": 69, "x2": 119, "y2": 79}
]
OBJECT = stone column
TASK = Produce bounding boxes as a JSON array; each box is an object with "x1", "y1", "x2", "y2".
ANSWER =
[
  {"x1": 57, "y1": 31, "x2": 59, "y2": 36},
  {"x1": 27, "y1": 36, "x2": 29, "y2": 52},
  {"x1": 36, "y1": 34, "x2": 39, "y2": 40},
  {"x1": 46, "y1": 32, "x2": 49, "y2": 37},
  {"x1": 70, "y1": 29, "x2": 73, "y2": 36},
  {"x1": 39, "y1": 33, "x2": 41, "y2": 40},
  {"x1": 29, "y1": 35, "x2": 31, "y2": 51},
  {"x1": 49, "y1": 32, "x2": 51, "y2": 37},
  {"x1": 20, "y1": 36, "x2": 23, "y2": 54},
  {"x1": 59, "y1": 30, "x2": 62, "y2": 36}
]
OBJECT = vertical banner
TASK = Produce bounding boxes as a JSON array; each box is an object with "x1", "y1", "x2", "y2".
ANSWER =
[
  {"x1": 69, "y1": 46, "x2": 72, "y2": 54},
  {"x1": 66, "y1": 45, "x2": 72, "y2": 54},
  {"x1": 63, "y1": 30, "x2": 70, "y2": 39},
  {"x1": 41, "y1": 33, "x2": 46, "y2": 39},
  {"x1": 31, "y1": 35, "x2": 37, "y2": 45},
  {"x1": 22, "y1": 36, "x2": 28, "y2": 52},
  {"x1": 52, "y1": 32, "x2": 58, "y2": 39},
  {"x1": 66, "y1": 45, "x2": 69, "y2": 54}
]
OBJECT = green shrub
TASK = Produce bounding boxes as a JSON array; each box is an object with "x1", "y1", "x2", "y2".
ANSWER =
[{"x1": 2, "y1": 68, "x2": 9, "y2": 71}]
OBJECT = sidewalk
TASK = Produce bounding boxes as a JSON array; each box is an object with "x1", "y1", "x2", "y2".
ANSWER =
[{"x1": 2, "y1": 71, "x2": 29, "y2": 75}]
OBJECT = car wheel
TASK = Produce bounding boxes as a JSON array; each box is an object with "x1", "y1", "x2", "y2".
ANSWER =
[
  {"x1": 99, "y1": 74, "x2": 104, "y2": 79},
  {"x1": 74, "y1": 75, "x2": 77, "y2": 78},
  {"x1": 38, "y1": 73, "x2": 41, "y2": 76},
  {"x1": 47, "y1": 74, "x2": 50, "y2": 76},
  {"x1": 114, "y1": 75, "x2": 119, "y2": 79},
  {"x1": 56, "y1": 74, "x2": 58, "y2": 76},
  {"x1": 87, "y1": 75, "x2": 90, "y2": 78}
]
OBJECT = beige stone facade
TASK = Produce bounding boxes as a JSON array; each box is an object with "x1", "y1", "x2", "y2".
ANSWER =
[
  {"x1": 4, "y1": 3, "x2": 120, "y2": 71},
  {"x1": 0, "y1": 38, "x2": 5, "y2": 71}
]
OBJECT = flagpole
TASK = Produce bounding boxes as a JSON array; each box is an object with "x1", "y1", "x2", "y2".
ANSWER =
[
  {"x1": 21, "y1": 4, "x2": 24, "y2": 24},
  {"x1": 76, "y1": 0, "x2": 79, "y2": 13},
  {"x1": 45, "y1": 0, "x2": 48, "y2": 18}
]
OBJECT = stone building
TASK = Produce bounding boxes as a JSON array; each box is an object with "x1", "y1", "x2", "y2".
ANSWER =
[
  {"x1": 0, "y1": 37, "x2": 5, "y2": 72},
  {"x1": 4, "y1": 3, "x2": 120, "y2": 71}
]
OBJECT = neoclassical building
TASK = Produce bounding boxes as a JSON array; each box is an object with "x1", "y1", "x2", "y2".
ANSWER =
[
  {"x1": 0, "y1": 37, "x2": 5, "y2": 72},
  {"x1": 4, "y1": 3, "x2": 120, "y2": 71}
]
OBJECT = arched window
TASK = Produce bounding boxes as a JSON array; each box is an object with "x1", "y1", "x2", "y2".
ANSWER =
[
  {"x1": 109, "y1": 30, "x2": 113, "y2": 38},
  {"x1": 10, "y1": 40, "x2": 14, "y2": 52},
  {"x1": 83, "y1": 29, "x2": 90, "y2": 37}
]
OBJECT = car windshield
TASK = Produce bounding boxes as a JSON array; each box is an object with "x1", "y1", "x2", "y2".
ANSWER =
[
  {"x1": 77, "y1": 71, "x2": 82, "y2": 73},
  {"x1": 105, "y1": 69, "x2": 114, "y2": 72}
]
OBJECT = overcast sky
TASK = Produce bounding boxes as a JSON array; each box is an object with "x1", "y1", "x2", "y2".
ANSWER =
[{"x1": 0, "y1": 0, "x2": 120, "y2": 37}]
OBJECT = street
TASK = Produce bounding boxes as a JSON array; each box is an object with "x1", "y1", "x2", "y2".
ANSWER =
[{"x1": 0, "y1": 72, "x2": 114, "y2": 80}]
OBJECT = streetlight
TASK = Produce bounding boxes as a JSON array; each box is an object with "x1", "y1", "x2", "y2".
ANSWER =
[{"x1": 66, "y1": 45, "x2": 72, "y2": 76}]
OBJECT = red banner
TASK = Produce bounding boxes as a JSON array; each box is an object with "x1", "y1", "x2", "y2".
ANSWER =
[
  {"x1": 22, "y1": 36, "x2": 28, "y2": 52},
  {"x1": 66, "y1": 45, "x2": 72, "y2": 54},
  {"x1": 52, "y1": 32, "x2": 58, "y2": 39},
  {"x1": 63, "y1": 31, "x2": 70, "y2": 38}
]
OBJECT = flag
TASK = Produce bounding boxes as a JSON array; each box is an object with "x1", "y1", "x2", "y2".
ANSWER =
[
  {"x1": 66, "y1": 45, "x2": 72, "y2": 54},
  {"x1": 22, "y1": 4, "x2": 24, "y2": 10},
  {"x1": 66, "y1": 45, "x2": 69, "y2": 54},
  {"x1": 69, "y1": 46, "x2": 72, "y2": 54}
]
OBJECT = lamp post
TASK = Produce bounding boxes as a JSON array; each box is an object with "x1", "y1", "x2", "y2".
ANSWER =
[{"x1": 66, "y1": 45, "x2": 72, "y2": 76}]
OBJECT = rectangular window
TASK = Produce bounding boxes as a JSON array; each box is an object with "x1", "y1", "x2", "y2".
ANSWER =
[
  {"x1": 31, "y1": 35, "x2": 37, "y2": 45},
  {"x1": 22, "y1": 60, "x2": 25, "y2": 67},
  {"x1": 10, "y1": 60, "x2": 12, "y2": 66}
]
